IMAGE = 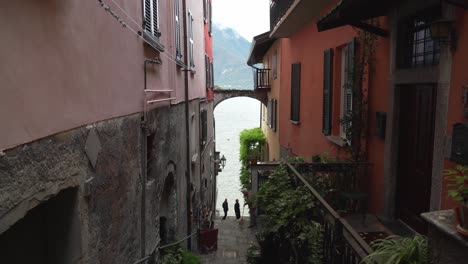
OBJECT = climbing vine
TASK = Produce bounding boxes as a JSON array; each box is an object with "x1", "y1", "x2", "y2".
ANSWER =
[{"x1": 340, "y1": 20, "x2": 379, "y2": 162}]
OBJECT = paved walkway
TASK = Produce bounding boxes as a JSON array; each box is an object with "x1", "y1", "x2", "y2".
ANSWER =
[{"x1": 198, "y1": 216, "x2": 257, "y2": 264}]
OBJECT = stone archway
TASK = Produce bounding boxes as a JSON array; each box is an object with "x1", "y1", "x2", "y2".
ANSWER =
[
  {"x1": 159, "y1": 167, "x2": 177, "y2": 245},
  {"x1": 213, "y1": 89, "x2": 269, "y2": 109}
]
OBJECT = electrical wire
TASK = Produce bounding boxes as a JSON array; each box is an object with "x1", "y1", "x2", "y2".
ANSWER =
[{"x1": 98, "y1": 0, "x2": 188, "y2": 69}]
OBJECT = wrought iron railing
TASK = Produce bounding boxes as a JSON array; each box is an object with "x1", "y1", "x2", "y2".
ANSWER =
[
  {"x1": 252, "y1": 161, "x2": 373, "y2": 263},
  {"x1": 253, "y1": 68, "x2": 271, "y2": 89},
  {"x1": 270, "y1": 0, "x2": 295, "y2": 31},
  {"x1": 285, "y1": 162, "x2": 373, "y2": 263}
]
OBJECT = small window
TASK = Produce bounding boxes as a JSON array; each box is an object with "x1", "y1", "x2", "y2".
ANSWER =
[
  {"x1": 203, "y1": 0, "x2": 207, "y2": 23},
  {"x1": 208, "y1": 0, "x2": 212, "y2": 35},
  {"x1": 205, "y1": 54, "x2": 210, "y2": 89},
  {"x1": 200, "y1": 109, "x2": 207, "y2": 146},
  {"x1": 290, "y1": 63, "x2": 301, "y2": 123},
  {"x1": 397, "y1": 7, "x2": 441, "y2": 68},
  {"x1": 273, "y1": 99, "x2": 278, "y2": 132},
  {"x1": 210, "y1": 61, "x2": 214, "y2": 88}
]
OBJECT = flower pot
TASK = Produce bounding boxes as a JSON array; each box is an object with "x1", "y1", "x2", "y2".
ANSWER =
[{"x1": 454, "y1": 206, "x2": 468, "y2": 236}]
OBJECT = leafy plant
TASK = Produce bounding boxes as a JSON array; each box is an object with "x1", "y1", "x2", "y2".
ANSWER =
[
  {"x1": 256, "y1": 165, "x2": 324, "y2": 264},
  {"x1": 444, "y1": 165, "x2": 468, "y2": 206},
  {"x1": 160, "y1": 244, "x2": 202, "y2": 264},
  {"x1": 239, "y1": 127, "x2": 266, "y2": 189},
  {"x1": 361, "y1": 235, "x2": 431, "y2": 264}
]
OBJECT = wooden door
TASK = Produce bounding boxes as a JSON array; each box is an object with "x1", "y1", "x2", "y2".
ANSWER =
[{"x1": 396, "y1": 84, "x2": 437, "y2": 233}]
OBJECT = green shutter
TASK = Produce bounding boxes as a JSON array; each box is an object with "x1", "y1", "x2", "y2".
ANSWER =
[
  {"x1": 344, "y1": 38, "x2": 356, "y2": 143},
  {"x1": 322, "y1": 48, "x2": 334, "y2": 136}
]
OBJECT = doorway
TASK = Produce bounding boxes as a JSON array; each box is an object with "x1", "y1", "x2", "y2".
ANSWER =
[
  {"x1": 0, "y1": 188, "x2": 81, "y2": 264},
  {"x1": 396, "y1": 84, "x2": 437, "y2": 233}
]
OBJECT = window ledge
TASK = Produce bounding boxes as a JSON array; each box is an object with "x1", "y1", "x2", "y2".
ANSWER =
[
  {"x1": 290, "y1": 120, "x2": 300, "y2": 126},
  {"x1": 326, "y1": 135, "x2": 346, "y2": 147},
  {"x1": 143, "y1": 31, "x2": 165, "y2": 52}
]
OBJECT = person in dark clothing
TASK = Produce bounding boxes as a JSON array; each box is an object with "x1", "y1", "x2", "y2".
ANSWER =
[
  {"x1": 222, "y1": 199, "x2": 228, "y2": 220},
  {"x1": 234, "y1": 199, "x2": 241, "y2": 219}
]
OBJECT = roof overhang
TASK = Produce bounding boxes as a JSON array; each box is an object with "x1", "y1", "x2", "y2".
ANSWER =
[
  {"x1": 270, "y1": 0, "x2": 333, "y2": 38},
  {"x1": 316, "y1": 0, "x2": 395, "y2": 33},
  {"x1": 247, "y1": 32, "x2": 276, "y2": 66}
]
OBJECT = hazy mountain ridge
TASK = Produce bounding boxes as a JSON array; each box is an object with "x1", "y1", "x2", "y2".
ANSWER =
[{"x1": 213, "y1": 24, "x2": 253, "y2": 90}]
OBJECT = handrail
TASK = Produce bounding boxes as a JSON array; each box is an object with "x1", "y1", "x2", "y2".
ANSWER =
[{"x1": 284, "y1": 161, "x2": 373, "y2": 259}]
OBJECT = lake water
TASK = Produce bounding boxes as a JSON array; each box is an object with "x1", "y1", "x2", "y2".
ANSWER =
[{"x1": 214, "y1": 97, "x2": 260, "y2": 216}]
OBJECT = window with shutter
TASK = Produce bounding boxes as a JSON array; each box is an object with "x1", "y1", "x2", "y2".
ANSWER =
[
  {"x1": 341, "y1": 38, "x2": 355, "y2": 143},
  {"x1": 203, "y1": 0, "x2": 207, "y2": 23},
  {"x1": 290, "y1": 63, "x2": 301, "y2": 122},
  {"x1": 267, "y1": 99, "x2": 272, "y2": 127},
  {"x1": 273, "y1": 49, "x2": 277, "y2": 80},
  {"x1": 175, "y1": 0, "x2": 182, "y2": 61},
  {"x1": 143, "y1": 0, "x2": 160, "y2": 38},
  {"x1": 188, "y1": 11, "x2": 195, "y2": 70},
  {"x1": 210, "y1": 62, "x2": 214, "y2": 88},
  {"x1": 322, "y1": 49, "x2": 334, "y2": 136}
]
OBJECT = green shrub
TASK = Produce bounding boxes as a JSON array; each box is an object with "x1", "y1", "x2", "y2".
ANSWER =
[
  {"x1": 182, "y1": 250, "x2": 202, "y2": 264},
  {"x1": 239, "y1": 127, "x2": 265, "y2": 190}
]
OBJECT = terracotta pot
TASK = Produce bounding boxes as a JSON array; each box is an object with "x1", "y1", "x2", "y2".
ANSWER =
[{"x1": 454, "y1": 206, "x2": 468, "y2": 230}]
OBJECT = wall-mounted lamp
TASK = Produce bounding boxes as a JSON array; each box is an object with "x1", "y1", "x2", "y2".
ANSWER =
[
  {"x1": 220, "y1": 155, "x2": 226, "y2": 169},
  {"x1": 430, "y1": 19, "x2": 457, "y2": 50}
]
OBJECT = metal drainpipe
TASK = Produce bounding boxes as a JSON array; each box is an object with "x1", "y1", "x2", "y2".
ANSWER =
[
  {"x1": 181, "y1": 0, "x2": 192, "y2": 250},
  {"x1": 141, "y1": 58, "x2": 162, "y2": 258}
]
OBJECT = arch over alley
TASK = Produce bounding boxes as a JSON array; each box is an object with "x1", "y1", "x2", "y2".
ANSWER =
[{"x1": 213, "y1": 89, "x2": 268, "y2": 108}]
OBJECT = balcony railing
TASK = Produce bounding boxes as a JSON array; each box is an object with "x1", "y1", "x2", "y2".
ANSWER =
[
  {"x1": 253, "y1": 68, "x2": 271, "y2": 90},
  {"x1": 252, "y1": 161, "x2": 373, "y2": 263},
  {"x1": 270, "y1": 0, "x2": 295, "y2": 31}
]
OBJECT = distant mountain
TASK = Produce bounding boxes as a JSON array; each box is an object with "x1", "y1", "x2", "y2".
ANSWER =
[{"x1": 213, "y1": 24, "x2": 253, "y2": 90}]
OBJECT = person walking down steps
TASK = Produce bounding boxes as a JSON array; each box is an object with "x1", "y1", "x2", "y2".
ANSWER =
[
  {"x1": 222, "y1": 198, "x2": 229, "y2": 220},
  {"x1": 234, "y1": 199, "x2": 241, "y2": 219}
]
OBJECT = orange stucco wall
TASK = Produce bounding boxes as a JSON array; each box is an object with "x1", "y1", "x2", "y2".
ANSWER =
[
  {"x1": 261, "y1": 40, "x2": 282, "y2": 161},
  {"x1": 441, "y1": 9, "x2": 468, "y2": 209},
  {"x1": 278, "y1": 18, "x2": 391, "y2": 214},
  {"x1": 0, "y1": 0, "x2": 207, "y2": 150}
]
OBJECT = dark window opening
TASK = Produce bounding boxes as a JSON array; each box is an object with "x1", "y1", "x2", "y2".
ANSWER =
[
  {"x1": 397, "y1": 7, "x2": 441, "y2": 68},
  {"x1": 200, "y1": 109, "x2": 208, "y2": 146},
  {"x1": 147, "y1": 133, "x2": 156, "y2": 180}
]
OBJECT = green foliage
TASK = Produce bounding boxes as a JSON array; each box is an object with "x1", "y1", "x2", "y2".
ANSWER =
[
  {"x1": 361, "y1": 235, "x2": 431, "y2": 264},
  {"x1": 239, "y1": 127, "x2": 266, "y2": 163},
  {"x1": 182, "y1": 250, "x2": 202, "y2": 264},
  {"x1": 444, "y1": 165, "x2": 468, "y2": 205},
  {"x1": 160, "y1": 244, "x2": 201, "y2": 264},
  {"x1": 256, "y1": 165, "x2": 324, "y2": 263},
  {"x1": 239, "y1": 128, "x2": 266, "y2": 189},
  {"x1": 247, "y1": 245, "x2": 262, "y2": 264}
]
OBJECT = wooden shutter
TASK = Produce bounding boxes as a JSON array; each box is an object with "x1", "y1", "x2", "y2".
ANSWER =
[
  {"x1": 344, "y1": 38, "x2": 355, "y2": 142},
  {"x1": 144, "y1": 0, "x2": 152, "y2": 33},
  {"x1": 152, "y1": 0, "x2": 159, "y2": 37},
  {"x1": 203, "y1": 0, "x2": 207, "y2": 22},
  {"x1": 189, "y1": 12, "x2": 194, "y2": 68},
  {"x1": 273, "y1": 49, "x2": 277, "y2": 80},
  {"x1": 209, "y1": 1, "x2": 212, "y2": 34},
  {"x1": 290, "y1": 63, "x2": 301, "y2": 122},
  {"x1": 273, "y1": 99, "x2": 278, "y2": 132},
  {"x1": 322, "y1": 49, "x2": 334, "y2": 136},
  {"x1": 268, "y1": 99, "x2": 272, "y2": 127},
  {"x1": 175, "y1": 0, "x2": 181, "y2": 60}
]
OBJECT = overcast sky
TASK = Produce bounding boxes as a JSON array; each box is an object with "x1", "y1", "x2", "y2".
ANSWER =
[{"x1": 213, "y1": 0, "x2": 270, "y2": 41}]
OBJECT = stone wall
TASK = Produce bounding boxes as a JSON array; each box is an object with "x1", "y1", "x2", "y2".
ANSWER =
[{"x1": 0, "y1": 99, "x2": 215, "y2": 263}]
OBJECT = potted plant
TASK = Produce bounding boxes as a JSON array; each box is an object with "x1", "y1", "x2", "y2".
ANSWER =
[{"x1": 444, "y1": 165, "x2": 468, "y2": 232}]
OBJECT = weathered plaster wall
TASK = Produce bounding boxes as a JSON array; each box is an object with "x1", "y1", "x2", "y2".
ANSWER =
[
  {"x1": 0, "y1": 0, "x2": 207, "y2": 151},
  {"x1": 0, "y1": 100, "x2": 208, "y2": 263}
]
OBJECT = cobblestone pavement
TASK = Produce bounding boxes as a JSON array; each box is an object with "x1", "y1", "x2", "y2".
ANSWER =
[{"x1": 198, "y1": 216, "x2": 257, "y2": 264}]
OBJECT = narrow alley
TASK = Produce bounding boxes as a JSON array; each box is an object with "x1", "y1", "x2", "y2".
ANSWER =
[{"x1": 198, "y1": 216, "x2": 257, "y2": 264}]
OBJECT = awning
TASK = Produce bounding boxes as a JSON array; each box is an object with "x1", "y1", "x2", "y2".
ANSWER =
[
  {"x1": 316, "y1": 0, "x2": 396, "y2": 32},
  {"x1": 247, "y1": 32, "x2": 276, "y2": 66}
]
